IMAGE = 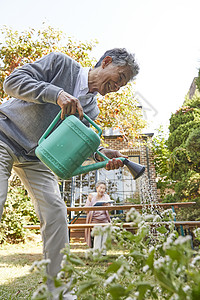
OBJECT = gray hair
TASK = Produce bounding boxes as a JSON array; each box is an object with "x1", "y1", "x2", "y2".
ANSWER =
[
  {"x1": 95, "y1": 180, "x2": 107, "y2": 189},
  {"x1": 95, "y1": 48, "x2": 139, "y2": 81}
]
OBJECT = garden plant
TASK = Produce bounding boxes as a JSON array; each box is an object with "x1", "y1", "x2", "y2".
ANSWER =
[{"x1": 31, "y1": 208, "x2": 200, "y2": 300}]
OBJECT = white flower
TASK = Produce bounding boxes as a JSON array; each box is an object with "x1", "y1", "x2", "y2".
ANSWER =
[
  {"x1": 126, "y1": 208, "x2": 142, "y2": 224},
  {"x1": 104, "y1": 273, "x2": 118, "y2": 286},
  {"x1": 57, "y1": 271, "x2": 65, "y2": 279},
  {"x1": 194, "y1": 228, "x2": 200, "y2": 239},
  {"x1": 163, "y1": 232, "x2": 177, "y2": 250},
  {"x1": 143, "y1": 265, "x2": 149, "y2": 272},
  {"x1": 39, "y1": 258, "x2": 51, "y2": 265},
  {"x1": 174, "y1": 235, "x2": 191, "y2": 245},
  {"x1": 161, "y1": 209, "x2": 176, "y2": 220},
  {"x1": 29, "y1": 261, "x2": 37, "y2": 272},
  {"x1": 153, "y1": 215, "x2": 162, "y2": 222},
  {"x1": 137, "y1": 223, "x2": 150, "y2": 236},
  {"x1": 128, "y1": 257, "x2": 134, "y2": 264},
  {"x1": 32, "y1": 284, "x2": 48, "y2": 299},
  {"x1": 61, "y1": 255, "x2": 67, "y2": 268},
  {"x1": 154, "y1": 257, "x2": 165, "y2": 269},
  {"x1": 170, "y1": 294, "x2": 179, "y2": 300},
  {"x1": 154, "y1": 255, "x2": 170, "y2": 269},
  {"x1": 149, "y1": 246, "x2": 154, "y2": 253},
  {"x1": 144, "y1": 214, "x2": 155, "y2": 221},
  {"x1": 30, "y1": 259, "x2": 51, "y2": 272},
  {"x1": 190, "y1": 255, "x2": 200, "y2": 268},
  {"x1": 183, "y1": 285, "x2": 190, "y2": 292},
  {"x1": 117, "y1": 265, "x2": 124, "y2": 276}
]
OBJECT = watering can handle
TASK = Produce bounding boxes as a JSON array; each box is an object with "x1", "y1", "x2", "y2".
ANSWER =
[
  {"x1": 71, "y1": 150, "x2": 125, "y2": 177},
  {"x1": 83, "y1": 114, "x2": 102, "y2": 137},
  {"x1": 38, "y1": 111, "x2": 102, "y2": 144}
]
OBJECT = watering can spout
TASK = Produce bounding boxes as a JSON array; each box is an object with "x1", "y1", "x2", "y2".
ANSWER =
[
  {"x1": 72, "y1": 154, "x2": 145, "y2": 180},
  {"x1": 123, "y1": 158, "x2": 145, "y2": 180}
]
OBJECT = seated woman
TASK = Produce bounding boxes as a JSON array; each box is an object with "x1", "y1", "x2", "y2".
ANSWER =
[{"x1": 84, "y1": 180, "x2": 111, "y2": 254}]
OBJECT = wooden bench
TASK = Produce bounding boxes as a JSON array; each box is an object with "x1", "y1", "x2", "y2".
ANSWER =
[
  {"x1": 67, "y1": 202, "x2": 196, "y2": 225},
  {"x1": 23, "y1": 202, "x2": 198, "y2": 245},
  {"x1": 23, "y1": 220, "x2": 200, "y2": 231},
  {"x1": 67, "y1": 202, "x2": 196, "y2": 212},
  {"x1": 23, "y1": 222, "x2": 137, "y2": 230},
  {"x1": 23, "y1": 220, "x2": 200, "y2": 247}
]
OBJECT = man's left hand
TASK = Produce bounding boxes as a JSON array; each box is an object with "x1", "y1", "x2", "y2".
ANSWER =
[{"x1": 99, "y1": 149, "x2": 128, "y2": 170}]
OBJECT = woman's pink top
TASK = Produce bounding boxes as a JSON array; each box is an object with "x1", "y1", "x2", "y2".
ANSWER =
[{"x1": 84, "y1": 193, "x2": 111, "y2": 247}]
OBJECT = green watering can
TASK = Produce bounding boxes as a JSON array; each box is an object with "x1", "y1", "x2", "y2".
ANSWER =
[{"x1": 35, "y1": 111, "x2": 145, "y2": 180}]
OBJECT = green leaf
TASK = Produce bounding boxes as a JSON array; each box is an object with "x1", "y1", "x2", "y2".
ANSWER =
[
  {"x1": 54, "y1": 277, "x2": 62, "y2": 288},
  {"x1": 68, "y1": 256, "x2": 85, "y2": 266},
  {"x1": 156, "y1": 225, "x2": 168, "y2": 234},
  {"x1": 77, "y1": 281, "x2": 97, "y2": 296},
  {"x1": 136, "y1": 282, "x2": 153, "y2": 300},
  {"x1": 108, "y1": 284, "x2": 128, "y2": 300},
  {"x1": 106, "y1": 260, "x2": 123, "y2": 274},
  {"x1": 166, "y1": 248, "x2": 184, "y2": 264},
  {"x1": 130, "y1": 250, "x2": 145, "y2": 259},
  {"x1": 154, "y1": 270, "x2": 177, "y2": 294},
  {"x1": 192, "y1": 284, "x2": 200, "y2": 300},
  {"x1": 146, "y1": 249, "x2": 155, "y2": 269}
]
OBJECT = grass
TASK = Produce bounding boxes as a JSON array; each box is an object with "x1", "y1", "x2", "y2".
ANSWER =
[
  {"x1": 0, "y1": 234, "x2": 43, "y2": 300},
  {"x1": 0, "y1": 235, "x2": 125, "y2": 300}
]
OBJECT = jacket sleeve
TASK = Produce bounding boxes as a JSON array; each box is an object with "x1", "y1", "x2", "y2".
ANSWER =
[{"x1": 3, "y1": 52, "x2": 67, "y2": 105}]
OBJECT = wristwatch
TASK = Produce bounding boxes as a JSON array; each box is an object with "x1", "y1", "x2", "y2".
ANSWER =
[{"x1": 93, "y1": 146, "x2": 105, "y2": 162}]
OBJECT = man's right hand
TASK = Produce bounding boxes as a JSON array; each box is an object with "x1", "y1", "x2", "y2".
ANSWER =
[{"x1": 57, "y1": 91, "x2": 83, "y2": 120}]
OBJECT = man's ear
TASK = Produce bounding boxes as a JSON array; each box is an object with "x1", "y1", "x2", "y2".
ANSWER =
[{"x1": 101, "y1": 56, "x2": 112, "y2": 68}]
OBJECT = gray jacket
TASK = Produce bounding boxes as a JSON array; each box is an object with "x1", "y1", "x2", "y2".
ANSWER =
[{"x1": 0, "y1": 52, "x2": 99, "y2": 160}]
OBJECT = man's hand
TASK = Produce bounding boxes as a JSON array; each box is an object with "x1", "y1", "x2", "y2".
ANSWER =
[
  {"x1": 98, "y1": 148, "x2": 128, "y2": 170},
  {"x1": 57, "y1": 91, "x2": 83, "y2": 120}
]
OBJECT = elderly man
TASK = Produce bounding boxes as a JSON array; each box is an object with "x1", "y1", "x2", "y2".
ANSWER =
[{"x1": 0, "y1": 48, "x2": 139, "y2": 299}]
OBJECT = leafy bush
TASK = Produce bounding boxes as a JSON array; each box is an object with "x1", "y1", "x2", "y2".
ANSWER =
[
  {"x1": 175, "y1": 198, "x2": 200, "y2": 222},
  {"x1": 185, "y1": 127, "x2": 200, "y2": 165},
  {"x1": 167, "y1": 119, "x2": 200, "y2": 151},
  {"x1": 0, "y1": 175, "x2": 38, "y2": 244},
  {"x1": 164, "y1": 90, "x2": 200, "y2": 203},
  {"x1": 168, "y1": 107, "x2": 198, "y2": 132},
  {"x1": 31, "y1": 208, "x2": 200, "y2": 300},
  {"x1": 196, "y1": 71, "x2": 200, "y2": 93}
]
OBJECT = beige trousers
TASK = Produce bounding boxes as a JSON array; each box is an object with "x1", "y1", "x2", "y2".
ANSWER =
[
  {"x1": 93, "y1": 232, "x2": 108, "y2": 255},
  {"x1": 0, "y1": 141, "x2": 69, "y2": 283}
]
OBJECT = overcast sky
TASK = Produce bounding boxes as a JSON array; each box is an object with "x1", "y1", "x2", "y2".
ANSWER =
[{"x1": 1, "y1": 0, "x2": 200, "y2": 133}]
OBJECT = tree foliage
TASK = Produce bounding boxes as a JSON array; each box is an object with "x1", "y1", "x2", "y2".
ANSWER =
[
  {"x1": 166, "y1": 91, "x2": 200, "y2": 202},
  {"x1": 0, "y1": 25, "x2": 97, "y2": 100},
  {"x1": 96, "y1": 83, "x2": 146, "y2": 144},
  {"x1": 152, "y1": 88, "x2": 200, "y2": 207},
  {"x1": 0, "y1": 24, "x2": 145, "y2": 142},
  {"x1": 196, "y1": 68, "x2": 200, "y2": 92}
]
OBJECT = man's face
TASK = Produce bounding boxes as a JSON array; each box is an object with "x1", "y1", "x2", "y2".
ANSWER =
[{"x1": 97, "y1": 56, "x2": 132, "y2": 96}]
